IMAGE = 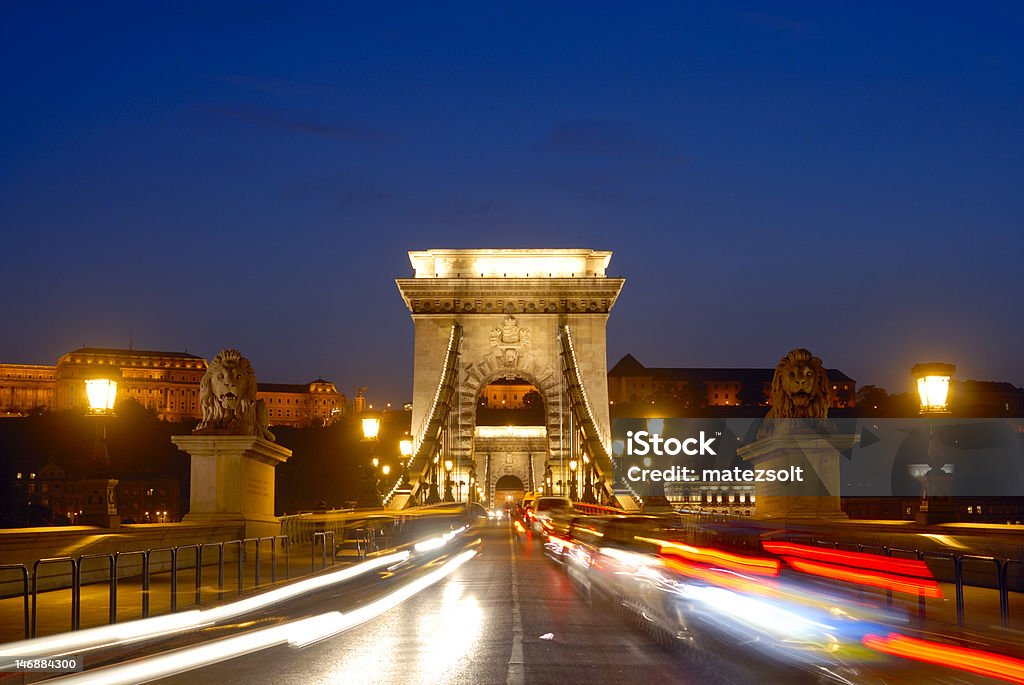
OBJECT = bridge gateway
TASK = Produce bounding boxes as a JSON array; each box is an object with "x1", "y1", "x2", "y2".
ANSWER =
[{"x1": 393, "y1": 249, "x2": 625, "y2": 508}]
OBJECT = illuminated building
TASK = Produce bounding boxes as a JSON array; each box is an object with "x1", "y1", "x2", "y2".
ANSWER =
[
  {"x1": 0, "y1": 347, "x2": 346, "y2": 426},
  {"x1": 10, "y1": 460, "x2": 181, "y2": 525},
  {"x1": 480, "y1": 379, "x2": 537, "y2": 409},
  {"x1": 259, "y1": 379, "x2": 345, "y2": 427},
  {"x1": 54, "y1": 347, "x2": 207, "y2": 420},
  {"x1": 607, "y1": 354, "x2": 856, "y2": 409},
  {"x1": 0, "y1": 363, "x2": 56, "y2": 413}
]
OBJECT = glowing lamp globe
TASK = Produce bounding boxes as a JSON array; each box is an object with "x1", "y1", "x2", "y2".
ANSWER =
[
  {"x1": 444, "y1": 459, "x2": 454, "y2": 472},
  {"x1": 911, "y1": 363, "x2": 956, "y2": 414},
  {"x1": 361, "y1": 414, "x2": 381, "y2": 440},
  {"x1": 382, "y1": 464, "x2": 391, "y2": 476},
  {"x1": 85, "y1": 378, "x2": 118, "y2": 415},
  {"x1": 569, "y1": 459, "x2": 578, "y2": 472},
  {"x1": 399, "y1": 438, "x2": 413, "y2": 457}
]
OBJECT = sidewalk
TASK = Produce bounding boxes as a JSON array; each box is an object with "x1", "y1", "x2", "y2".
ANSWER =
[{"x1": 0, "y1": 541, "x2": 342, "y2": 643}]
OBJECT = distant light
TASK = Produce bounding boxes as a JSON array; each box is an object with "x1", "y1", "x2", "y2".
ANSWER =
[{"x1": 399, "y1": 438, "x2": 413, "y2": 457}]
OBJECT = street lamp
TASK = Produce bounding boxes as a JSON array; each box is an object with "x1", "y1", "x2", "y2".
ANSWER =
[
  {"x1": 443, "y1": 459, "x2": 455, "y2": 502},
  {"x1": 84, "y1": 370, "x2": 120, "y2": 470},
  {"x1": 398, "y1": 435, "x2": 413, "y2": 489},
  {"x1": 82, "y1": 370, "x2": 121, "y2": 528},
  {"x1": 85, "y1": 377, "x2": 118, "y2": 416},
  {"x1": 912, "y1": 363, "x2": 955, "y2": 415},
  {"x1": 358, "y1": 411, "x2": 383, "y2": 508},
  {"x1": 910, "y1": 362, "x2": 956, "y2": 524},
  {"x1": 361, "y1": 413, "x2": 382, "y2": 441},
  {"x1": 569, "y1": 459, "x2": 579, "y2": 501},
  {"x1": 382, "y1": 464, "x2": 391, "y2": 477},
  {"x1": 582, "y1": 453, "x2": 596, "y2": 504}
]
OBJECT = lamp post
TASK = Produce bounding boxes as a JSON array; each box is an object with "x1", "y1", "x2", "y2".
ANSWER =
[
  {"x1": 359, "y1": 411, "x2": 383, "y2": 508},
  {"x1": 581, "y1": 453, "x2": 596, "y2": 504},
  {"x1": 910, "y1": 363, "x2": 956, "y2": 524},
  {"x1": 399, "y1": 436, "x2": 413, "y2": 488},
  {"x1": 85, "y1": 374, "x2": 118, "y2": 470},
  {"x1": 443, "y1": 459, "x2": 455, "y2": 502},
  {"x1": 82, "y1": 371, "x2": 120, "y2": 528},
  {"x1": 569, "y1": 459, "x2": 579, "y2": 501}
]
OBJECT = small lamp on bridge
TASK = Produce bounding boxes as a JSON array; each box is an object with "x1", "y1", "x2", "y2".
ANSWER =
[
  {"x1": 910, "y1": 362, "x2": 956, "y2": 524},
  {"x1": 582, "y1": 453, "x2": 596, "y2": 504},
  {"x1": 399, "y1": 437, "x2": 413, "y2": 458},
  {"x1": 443, "y1": 459, "x2": 455, "y2": 502},
  {"x1": 569, "y1": 459, "x2": 579, "y2": 501},
  {"x1": 361, "y1": 411, "x2": 382, "y2": 441},
  {"x1": 382, "y1": 464, "x2": 391, "y2": 476}
]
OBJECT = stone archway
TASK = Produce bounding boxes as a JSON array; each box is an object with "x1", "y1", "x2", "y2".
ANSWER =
[
  {"x1": 397, "y1": 249, "x2": 625, "y2": 501},
  {"x1": 493, "y1": 475, "x2": 526, "y2": 509}
]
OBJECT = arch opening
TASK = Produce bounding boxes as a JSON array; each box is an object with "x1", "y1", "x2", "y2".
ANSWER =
[
  {"x1": 493, "y1": 474, "x2": 526, "y2": 510},
  {"x1": 476, "y1": 376, "x2": 546, "y2": 426}
]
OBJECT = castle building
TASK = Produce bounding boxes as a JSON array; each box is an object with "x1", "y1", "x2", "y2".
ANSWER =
[
  {"x1": 257, "y1": 379, "x2": 345, "y2": 427},
  {"x1": 1, "y1": 347, "x2": 345, "y2": 426},
  {"x1": 608, "y1": 354, "x2": 856, "y2": 409},
  {"x1": 54, "y1": 348, "x2": 207, "y2": 420},
  {"x1": 0, "y1": 364, "x2": 56, "y2": 413}
]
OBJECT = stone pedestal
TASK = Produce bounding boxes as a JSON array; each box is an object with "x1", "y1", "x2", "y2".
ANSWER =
[
  {"x1": 914, "y1": 467, "x2": 957, "y2": 524},
  {"x1": 172, "y1": 435, "x2": 291, "y2": 539},
  {"x1": 738, "y1": 429, "x2": 858, "y2": 520},
  {"x1": 79, "y1": 478, "x2": 120, "y2": 529}
]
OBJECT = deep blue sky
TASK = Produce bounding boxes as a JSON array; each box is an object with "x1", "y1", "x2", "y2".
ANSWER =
[{"x1": 2, "y1": 2, "x2": 1022, "y2": 405}]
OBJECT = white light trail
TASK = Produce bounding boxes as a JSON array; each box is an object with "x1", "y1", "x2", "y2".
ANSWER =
[
  {"x1": 0, "y1": 552, "x2": 409, "y2": 662},
  {"x1": 47, "y1": 549, "x2": 477, "y2": 684}
]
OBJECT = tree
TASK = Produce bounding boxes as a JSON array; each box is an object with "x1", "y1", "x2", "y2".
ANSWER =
[
  {"x1": 737, "y1": 380, "x2": 766, "y2": 407},
  {"x1": 856, "y1": 385, "x2": 890, "y2": 414},
  {"x1": 680, "y1": 380, "x2": 707, "y2": 409},
  {"x1": 521, "y1": 390, "x2": 543, "y2": 411}
]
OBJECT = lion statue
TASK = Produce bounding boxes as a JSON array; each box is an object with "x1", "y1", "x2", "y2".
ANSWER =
[
  {"x1": 758, "y1": 348, "x2": 831, "y2": 437},
  {"x1": 195, "y1": 349, "x2": 275, "y2": 441}
]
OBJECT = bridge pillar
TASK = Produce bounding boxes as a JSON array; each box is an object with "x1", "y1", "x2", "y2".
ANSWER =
[{"x1": 396, "y1": 249, "x2": 624, "y2": 503}]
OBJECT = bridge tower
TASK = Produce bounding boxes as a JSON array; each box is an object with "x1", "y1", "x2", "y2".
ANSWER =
[{"x1": 392, "y1": 249, "x2": 624, "y2": 508}]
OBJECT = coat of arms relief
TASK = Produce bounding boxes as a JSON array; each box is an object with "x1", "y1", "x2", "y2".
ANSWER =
[{"x1": 489, "y1": 315, "x2": 531, "y2": 368}]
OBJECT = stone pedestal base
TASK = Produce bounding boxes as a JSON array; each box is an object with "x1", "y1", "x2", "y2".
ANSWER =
[
  {"x1": 79, "y1": 478, "x2": 120, "y2": 529},
  {"x1": 387, "y1": 489, "x2": 414, "y2": 511},
  {"x1": 738, "y1": 429, "x2": 858, "y2": 520},
  {"x1": 172, "y1": 435, "x2": 291, "y2": 539}
]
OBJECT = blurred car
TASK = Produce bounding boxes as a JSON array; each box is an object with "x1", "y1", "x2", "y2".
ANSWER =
[{"x1": 531, "y1": 496, "x2": 573, "y2": 537}]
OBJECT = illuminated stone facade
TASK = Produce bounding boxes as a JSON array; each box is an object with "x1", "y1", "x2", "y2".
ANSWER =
[
  {"x1": 0, "y1": 347, "x2": 345, "y2": 426},
  {"x1": 258, "y1": 379, "x2": 345, "y2": 427},
  {"x1": 0, "y1": 364, "x2": 56, "y2": 413},
  {"x1": 55, "y1": 348, "x2": 207, "y2": 419},
  {"x1": 608, "y1": 354, "x2": 856, "y2": 409},
  {"x1": 397, "y1": 248, "x2": 624, "y2": 505},
  {"x1": 480, "y1": 379, "x2": 536, "y2": 408}
]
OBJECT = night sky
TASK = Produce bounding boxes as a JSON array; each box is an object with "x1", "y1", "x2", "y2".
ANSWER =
[{"x1": 2, "y1": 2, "x2": 1022, "y2": 406}]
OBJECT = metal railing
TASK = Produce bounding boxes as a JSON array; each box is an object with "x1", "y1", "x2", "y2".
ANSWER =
[
  {"x1": 800, "y1": 537, "x2": 1023, "y2": 631},
  {"x1": 23, "y1": 535, "x2": 290, "y2": 638},
  {"x1": 0, "y1": 564, "x2": 30, "y2": 640}
]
